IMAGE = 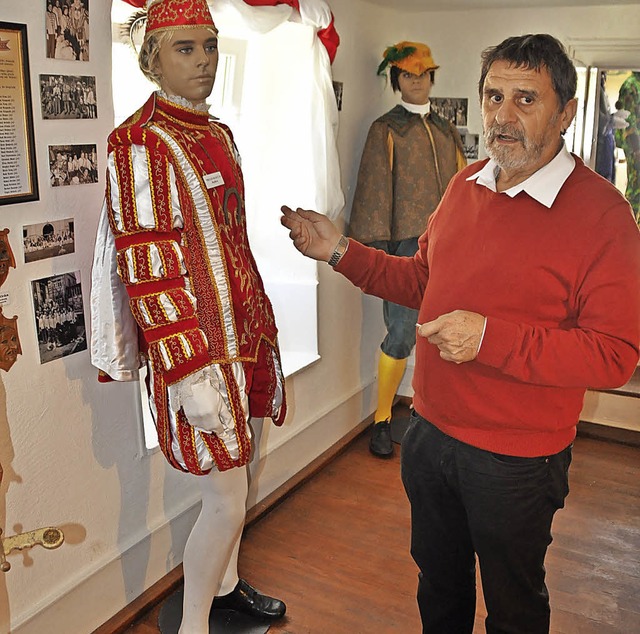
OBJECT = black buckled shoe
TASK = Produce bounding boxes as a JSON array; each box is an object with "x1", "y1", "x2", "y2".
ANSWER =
[
  {"x1": 369, "y1": 420, "x2": 393, "y2": 458},
  {"x1": 211, "y1": 579, "x2": 286, "y2": 620}
]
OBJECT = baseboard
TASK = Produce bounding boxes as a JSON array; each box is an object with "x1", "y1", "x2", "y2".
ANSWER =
[
  {"x1": 577, "y1": 420, "x2": 640, "y2": 447},
  {"x1": 90, "y1": 565, "x2": 184, "y2": 634}
]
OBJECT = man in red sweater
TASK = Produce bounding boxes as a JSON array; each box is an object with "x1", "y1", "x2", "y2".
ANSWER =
[{"x1": 281, "y1": 34, "x2": 640, "y2": 634}]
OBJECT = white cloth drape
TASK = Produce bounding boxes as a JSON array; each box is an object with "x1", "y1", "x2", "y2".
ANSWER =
[{"x1": 210, "y1": 0, "x2": 344, "y2": 218}]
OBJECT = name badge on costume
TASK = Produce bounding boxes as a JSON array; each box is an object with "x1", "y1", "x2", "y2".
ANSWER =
[{"x1": 204, "y1": 171, "x2": 224, "y2": 189}]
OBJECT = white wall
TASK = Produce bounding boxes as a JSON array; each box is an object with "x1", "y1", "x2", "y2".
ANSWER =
[{"x1": 0, "y1": 1, "x2": 638, "y2": 633}]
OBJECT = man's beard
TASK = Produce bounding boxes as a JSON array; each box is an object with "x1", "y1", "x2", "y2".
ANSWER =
[{"x1": 483, "y1": 120, "x2": 555, "y2": 171}]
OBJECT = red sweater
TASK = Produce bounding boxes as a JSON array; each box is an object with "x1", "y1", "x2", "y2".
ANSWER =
[{"x1": 338, "y1": 157, "x2": 640, "y2": 457}]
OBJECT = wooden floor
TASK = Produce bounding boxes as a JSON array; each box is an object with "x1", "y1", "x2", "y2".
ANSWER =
[{"x1": 125, "y1": 417, "x2": 640, "y2": 634}]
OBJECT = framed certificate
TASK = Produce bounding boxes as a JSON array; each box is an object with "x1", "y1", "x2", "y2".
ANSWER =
[{"x1": 0, "y1": 22, "x2": 39, "y2": 205}]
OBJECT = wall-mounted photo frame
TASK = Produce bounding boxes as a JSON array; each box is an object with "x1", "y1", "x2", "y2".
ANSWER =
[
  {"x1": 457, "y1": 128, "x2": 480, "y2": 161},
  {"x1": 48, "y1": 143, "x2": 98, "y2": 187},
  {"x1": 431, "y1": 97, "x2": 469, "y2": 127},
  {"x1": 0, "y1": 22, "x2": 39, "y2": 206},
  {"x1": 23, "y1": 218, "x2": 75, "y2": 264},
  {"x1": 333, "y1": 80, "x2": 343, "y2": 111},
  {"x1": 39, "y1": 74, "x2": 97, "y2": 120},
  {"x1": 45, "y1": 0, "x2": 90, "y2": 61},
  {"x1": 31, "y1": 270, "x2": 87, "y2": 364}
]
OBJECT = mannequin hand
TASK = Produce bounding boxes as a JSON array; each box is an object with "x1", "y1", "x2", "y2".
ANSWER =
[
  {"x1": 417, "y1": 310, "x2": 485, "y2": 364},
  {"x1": 280, "y1": 205, "x2": 342, "y2": 262},
  {"x1": 177, "y1": 369, "x2": 227, "y2": 436}
]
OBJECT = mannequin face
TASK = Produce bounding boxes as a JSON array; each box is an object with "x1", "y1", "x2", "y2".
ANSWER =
[
  {"x1": 398, "y1": 69, "x2": 433, "y2": 105},
  {"x1": 154, "y1": 28, "x2": 219, "y2": 106}
]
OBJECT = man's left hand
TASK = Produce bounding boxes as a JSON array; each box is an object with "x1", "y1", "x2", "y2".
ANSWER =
[{"x1": 417, "y1": 310, "x2": 485, "y2": 364}]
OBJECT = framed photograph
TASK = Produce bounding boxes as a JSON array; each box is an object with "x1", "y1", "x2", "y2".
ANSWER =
[
  {"x1": 45, "y1": 0, "x2": 90, "y2": 61},
  {"x1": 31, "y1": 270, "x2": 87, "y2": 364},
  {"x1": 431, "y1": 97, "x2": 469, "y2": 127},
  {"x1": 461, "y1": 131, "x2": 480, "y2": 161},
  {"x1": 332, "y1": 80, "x2": 343, "y2": 111},
  {"x1": 0, "y1": 22, "x2": 39, "y2": 206},
  {"x1": 48, "y1": 143, "x2": 98, "y2": 187},
  {"x1": 39, "y1": 74, "x2": 97, "y2": 120},
  {"x1": 23, "y1": 218, "x2": 75, "y2": 263}
]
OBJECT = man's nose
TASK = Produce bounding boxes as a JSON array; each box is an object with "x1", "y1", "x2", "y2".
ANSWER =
[{"x1": 495, "y1": 100, "x2": 517, "y2": 125}]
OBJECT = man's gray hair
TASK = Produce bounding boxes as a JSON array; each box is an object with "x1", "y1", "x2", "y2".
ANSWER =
[{"x1": 478, "y1": 34, "x2": 577, "y2": 110}]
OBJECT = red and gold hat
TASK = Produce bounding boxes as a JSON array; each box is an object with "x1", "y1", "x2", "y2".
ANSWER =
[
  {"x1": 122, "y1": 0, "x2": 216, "y2": 36},
  {"x1": 377, "y1": 41, "x2": 439, "y2": 77}
]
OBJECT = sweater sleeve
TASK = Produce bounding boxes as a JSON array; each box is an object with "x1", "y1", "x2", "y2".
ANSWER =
[
  {"x1": 335, "y1": 236, "x2": 429, "y2": 310},
  {"x1": 477, "y1": 202, "x2": 640, "y2": 389},
  {"x1": 106, "y1": 140, "x2": 211, "y2": 385}
]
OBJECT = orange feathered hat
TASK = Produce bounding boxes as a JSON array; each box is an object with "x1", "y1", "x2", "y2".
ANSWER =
[
  {"x1": 122, "y1": 0, "x2": 216, "y2": 36},
  {"x1": 377, "y1": 41, "x2": 439, "y2": 76}
]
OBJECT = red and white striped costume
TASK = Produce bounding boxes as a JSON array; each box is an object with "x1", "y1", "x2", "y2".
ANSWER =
[{"x1": 91, "y1": 92, "x2": 286, "y2": 474}]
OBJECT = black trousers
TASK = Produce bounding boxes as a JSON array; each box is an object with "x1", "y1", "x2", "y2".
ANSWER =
[{"x1": 400, "y1": 411, "x2": 572, "y2": 634}]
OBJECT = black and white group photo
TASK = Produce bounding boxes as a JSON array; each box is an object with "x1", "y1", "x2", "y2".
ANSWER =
[
  {"x1": 31, "y1": 271, "x2": 87, "y2": 364},
  {"x1": 458, "y1": 129, "x2": 480, "y2": 160},
  {"x1": 431, "y1": 96, "x2": 469, "y2": 127},
  {"x1": 39, "y1": 74, "x2": 97, "y2": 120},
  {"x1": 48, "y1": 144, "x2": 98, "y2": 187},
  {"x1": 23, "y1": 218, "x2": 75, "y2": 264},
  {"x1": 45, "y1": 0, "x2": 90, "y2": 61}
]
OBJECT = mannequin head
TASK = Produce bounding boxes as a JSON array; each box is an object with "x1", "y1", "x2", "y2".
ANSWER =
[
  {"x1": 392, "y1": 67, "x2": 434, "y2": 105},
  {"x1": 378, "y1": 41, "x2": 439, "y2": 105},
  {"x1": 154, "y1": 28, "x2": 218, "y2": 105},
  {"x1": 131, "y1": 0, "x2": 219, "y2": 103}
]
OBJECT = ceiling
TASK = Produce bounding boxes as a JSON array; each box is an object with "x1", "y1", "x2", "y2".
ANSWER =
[{"x1": 360, "y1": 0, "x2": 639, "y2": 10}]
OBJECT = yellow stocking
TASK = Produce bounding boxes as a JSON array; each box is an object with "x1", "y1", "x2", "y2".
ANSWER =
[{"x1": 374, "y1": 352, "x2": 408, "y2": 423}]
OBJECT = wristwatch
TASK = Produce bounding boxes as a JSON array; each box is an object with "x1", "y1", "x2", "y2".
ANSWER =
[{"x1": 328, "y1": 235, "x2": 349, "y2": 267}]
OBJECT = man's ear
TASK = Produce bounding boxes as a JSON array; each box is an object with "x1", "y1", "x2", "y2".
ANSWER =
[{"x1": 561, "y1": 97, "x2": 578, "y2": 133}]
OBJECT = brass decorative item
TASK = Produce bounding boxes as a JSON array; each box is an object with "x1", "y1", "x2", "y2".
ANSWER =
[
  {"x1": 0, "y1": 464, "x2": 64, "y2": 572},
  {"x1": 1, "y1": 526, "x2": 64, "y2": 572}
]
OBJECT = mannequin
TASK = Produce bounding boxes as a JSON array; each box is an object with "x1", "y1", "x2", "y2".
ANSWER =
[
  {"x1": 617, "y1": 71, "x2": 640, "y2": 224},
  {"x1": 595, "y1": 72, "x2": 615, "y2": 184},
  {"x1": 90, "y1": 1, "x2": 287, "y2": 632},
  {"x1": 348, "y1": 41, "x2": 466, "y2": 457}
]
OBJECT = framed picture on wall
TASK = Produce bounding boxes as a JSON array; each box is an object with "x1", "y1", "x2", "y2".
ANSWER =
[
  {"x1": 31, "y1": 270, "x2": 87, "y2": 364},
  {"x1": 23, "y1": 218, "x2": 75, "y2": 264},
  {"x1": 45, "y1": 0, "x2": 90, "y2": 61},
  {"x1": 48, "y1": 143, "x2": 98, "y2": 186},
  {"x1": 457, "y1": 128, "x2": 480, "y2": 161},
  {"x1": 431, "y1": 97, "x2": 469, "y2": 127},
  {"x1": 0, "y1": 22, "x2": 39, "y2": 206},
  {"x1": 39, "y1": 74, "x2": 97, "y2": 120}
]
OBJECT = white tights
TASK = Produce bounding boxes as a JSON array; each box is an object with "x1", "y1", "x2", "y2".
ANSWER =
[
  {"x1": 177, "y1": 419, "x2": 264, "y2": 633},
  {"x1": 178, "y1": 464, "x2": 248, "y2": 634}
]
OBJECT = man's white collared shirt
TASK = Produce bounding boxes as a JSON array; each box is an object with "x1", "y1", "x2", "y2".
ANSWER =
[{"x1": 466, "y1": 144, "x2": 576, "y2": 208}]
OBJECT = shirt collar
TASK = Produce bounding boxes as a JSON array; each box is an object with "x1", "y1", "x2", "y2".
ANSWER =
[
  {"x1": 401, "y1": 99, "x2": 431, "y2": 116},
  {"x1": 466, "y1": 143, "x2": 575, "y2": 208}
]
